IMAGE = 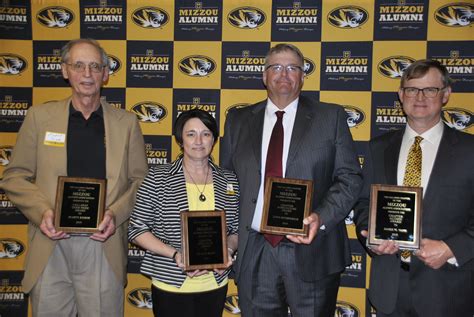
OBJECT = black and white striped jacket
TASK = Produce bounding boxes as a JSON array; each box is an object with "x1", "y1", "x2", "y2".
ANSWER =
[{"x1": 128, "y1": 156, "x2": 239, "y2": 287}]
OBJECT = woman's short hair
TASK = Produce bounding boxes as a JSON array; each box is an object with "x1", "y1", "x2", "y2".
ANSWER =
[
  {"x1": 174, "y1": 109, "x2": 219, "y2": 146},
  {"x1": 401, "y1": 59, "x2": 452, "y2": 88}
]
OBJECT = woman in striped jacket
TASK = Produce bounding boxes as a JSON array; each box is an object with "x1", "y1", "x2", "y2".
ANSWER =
[{"x1": 128, "y1": 109, "x2": 239, "y2": 317}]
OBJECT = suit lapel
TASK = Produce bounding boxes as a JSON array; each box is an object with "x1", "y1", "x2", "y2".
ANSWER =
[
  {"x1": 249, "y1": 102, "x2": 266, "y2": 168},
  {"x1": 45, "y1": 98, "x2": 70, "y2": 177},
  {"x1": 102, "y1": 101, "x2": 125, "y2": 196},
  {"x1": 286, "y1": 99, "x2": 313, "y2": 166},
  {"x1": 423, "y1": 125, "x2": 455, "y2": 203},
  {"x1": 384, "y1": 131, "x2": 403, "y2": 184}
]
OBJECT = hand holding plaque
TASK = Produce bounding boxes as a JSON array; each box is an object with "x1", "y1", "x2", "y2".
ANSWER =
[
  {"x1": 181, "y1": 210, "x2": 228, "y2": 271},
  {"x1": 54, "y1": 176, "x2": 106, "y2": 234},
  {"x1": 368, "y1": 184, "x2": 423, "y2": 250},
  {"x1": 260, "y1": 177, "x2": 313, "y2": 236}
]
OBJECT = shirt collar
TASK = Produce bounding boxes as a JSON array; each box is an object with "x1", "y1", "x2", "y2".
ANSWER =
[
  {"x1": 404, "y1": 119, "x2": 444, "y2": 145},
  {"x1": 265, "y1": 97, "x2": 299, "y2": 117},
  {"x1": 69, "y1": 102, "x2": 103, "y2": 118}
]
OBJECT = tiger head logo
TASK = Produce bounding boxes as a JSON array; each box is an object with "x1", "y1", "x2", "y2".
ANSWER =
[
  {"x1": 435, "y1": 3, "x2": 474, "y2": 27},
  {"x1": 442, "y1": 108, "x2": 473, "y2": 130},
  {"x1": 0, "y1": 54, "x2": 27, "y2": 75},
  {"x1": 335, "y1": 301, "x2": 360, "y2": 317},
  {"x1": 36, "y1": 6, "x2": 74, "y2": 28},
  {"x1": 0, "y1": 146, "x2": 13, "y2": 166},
  {"x1": 303, "y1": 58, "x2": 316, "y2": 76},
  {"x1": 328, "y1": 6, "x2": 369, "y2": 28},
  {"x1": 127, "y1": 288, "x2": 152, "y2": 309},
  {"x1": 108, "y1": 55, "x2": 121, "y2": 75},
  {"x1": 131, "y1": 102, "x2": 167, "y2": 123},
  {"x1": 378, "y1": 56, "x2": 416, "y2": 79},
  {"x1": 178, "y1": 56, "x2": 216, "y2": 77},
  {"x1": 0, "y1": 239, "x2": 25, "y2": 258},
  {"x1": 224, "y1": 294, "x2": 240, "y2": 314},
  {"x1": 132, "y1": 7, "x2": 169, "y2": 28},
  {"x1": 344, "y1": 106, "x2": 365, "y2": 128},
  {"x1": 227, "y1": 7, "x2": 266, "y2": 29}
]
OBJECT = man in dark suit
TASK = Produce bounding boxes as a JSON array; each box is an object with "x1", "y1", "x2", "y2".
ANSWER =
[
  {"x1": 221, "y1": 43, "x2": 362, "y2": 317},
  {"x1": 354, "y1": 59, "x2": 474, "y2": 317}
]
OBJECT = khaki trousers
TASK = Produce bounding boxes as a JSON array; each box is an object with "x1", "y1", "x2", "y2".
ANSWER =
[{"x1": 30, "y1": 236, "x2": 124, "y2": 317}]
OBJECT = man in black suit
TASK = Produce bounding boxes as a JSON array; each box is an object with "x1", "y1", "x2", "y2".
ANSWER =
[
  {"x1": 221, "y1": 43, "x2": 362, "y2": 317},
  {"x1": 354, "y1": 59, "x2": 474, "y2": 317}
]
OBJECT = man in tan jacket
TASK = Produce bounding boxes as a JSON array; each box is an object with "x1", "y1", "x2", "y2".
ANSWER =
[{"x1": 0, "y1": 38, "x2": 148, "y2": 317}]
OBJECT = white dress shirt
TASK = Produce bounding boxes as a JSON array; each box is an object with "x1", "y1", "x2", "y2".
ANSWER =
[{"x1": 251, "y1": 98, "x2": 298, "y2": 231}]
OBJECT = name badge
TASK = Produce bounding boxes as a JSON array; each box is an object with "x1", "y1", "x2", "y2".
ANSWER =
[
  {"x1": 226, "y1": 184, "x2": 235, "y2": 195},
  {"x1": 44, "y1": 132, "x2": 66, "y2": 147}
]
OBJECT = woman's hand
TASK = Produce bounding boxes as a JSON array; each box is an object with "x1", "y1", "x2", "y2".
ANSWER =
[{"x1": 174, "y1": 251, "x2": 210, "y2": 277}]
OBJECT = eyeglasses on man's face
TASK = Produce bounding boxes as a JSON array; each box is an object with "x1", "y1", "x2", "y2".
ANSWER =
[
  {"x1": 401, "y1": 87, "x2": 446, "y2": 98},
  {"x1": 265, "y1": 64, "x2": 303, "y2": 73},
  {"x1": 65, "y1": 61, "x2": 106, "y2": 73}
]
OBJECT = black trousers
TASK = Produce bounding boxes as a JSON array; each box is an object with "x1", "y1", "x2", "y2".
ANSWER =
[{"x1": 151, "y1": 283, "x2": 228, "y2": 317}]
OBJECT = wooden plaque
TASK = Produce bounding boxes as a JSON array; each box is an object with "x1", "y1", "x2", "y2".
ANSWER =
[
  {"x1": 181, "y1": 210, "x2": 228, "y2": 271},
  {"x1": 368, "y1": 184, "x2": 423, "y2": 250},
  {"x1": 260, "y1": 177, "x2": 313, "y2": 236},
  {"x1": 54, "y1": 176, "x2": 106, "y2": 234}
]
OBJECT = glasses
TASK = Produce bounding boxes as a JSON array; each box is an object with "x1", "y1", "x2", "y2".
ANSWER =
[
  {"x1": 401, "y1": 87, "x2": 446, "y2": 98},
  {"x1": 265, "y1": 64, "x2": 303, "y2": 73},
  {"x1": 65, "y1": 62, "x2": 105, "y2": 73}
]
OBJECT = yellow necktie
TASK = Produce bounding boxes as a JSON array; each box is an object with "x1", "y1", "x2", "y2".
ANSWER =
[
  {"x1": 403, "y1": 136, "x2": 423, "y2": 187},
  {"x1": 400, "y1": 136, "x2": 423, "y2": 263}
]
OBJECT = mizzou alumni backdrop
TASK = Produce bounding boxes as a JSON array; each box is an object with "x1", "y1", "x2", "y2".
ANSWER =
[{"x1": 0, "y1": 1, "x2": 473, "y2": 316}]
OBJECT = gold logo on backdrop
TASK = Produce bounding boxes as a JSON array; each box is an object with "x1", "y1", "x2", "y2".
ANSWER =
[
  {"x1": 132, "y1": 7, "x2": 169, "y2": 28},
  {"x1": 224, "y1": 294, "x2": 241, "y2": 314},
  {"x1": 178, "y1": 55, "x2": 216, "y2": 77},
  {"x1": 107, "y1": 55, "x2": 121, "y2": 75},
  {"x1": 335, "y1": 301, "x2": 360, "y2": 317},
  {"x1": 127, "y1": 288, "x2": 152, "y2": 309},
  {"x1": 378, "y1": 56, "x2": 415, "y2": 78},
  {"x1": 328, "y1": 6, "x2": 369, "y2": 28},
  {"x1": 131, "y1": 102, "x2": 167, "y2": 123},
  {"x1": 36, "y1": 6, "x2": 74, "y2": 28},
  {"x1": 227, "y1": 7, "x2": 266, "y2": 29},
  {"x1": 435, "y1": 3, "x2": 474, "y2": 27},
  {"x1": 0, "y1": 239, "x2": 25, "y2": 258},
  {"x1": 343, "y1": 106, "x2": 366, "y2": 128},
  {"x1": 442, "y1": 108, "x2": 473, "y2": 130},
  {"x1": 0, "y1": 54, "x2": 27, "y2": 75},
  {"x1": 303, "y1": 58, "x2": 316, "y2": 76}
]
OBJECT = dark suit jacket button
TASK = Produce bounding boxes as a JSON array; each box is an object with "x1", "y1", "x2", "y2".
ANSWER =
[{"x1": 251, "y1": 198, "x2": 257, "y2": 203}]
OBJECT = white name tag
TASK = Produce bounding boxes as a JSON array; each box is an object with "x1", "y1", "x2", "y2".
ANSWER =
[{"x1": 44, "y1": 131, "x2": 66, "y2": 147}]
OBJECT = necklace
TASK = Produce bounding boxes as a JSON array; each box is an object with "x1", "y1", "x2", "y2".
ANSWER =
[{"x1": 183, "y1": 163, "x2": 210, "y2": 202}]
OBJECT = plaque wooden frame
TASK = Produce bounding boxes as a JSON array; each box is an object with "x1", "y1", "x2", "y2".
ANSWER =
[
  {"x1": 54, "y1": 176, "x2": 106, "y2": 234},
  {"x1": 260, "y1": 177, "x2": 313, "y2": 236},
  {"x1": 181, "y1": 210, "x2": 228, "y2": 271},
  {"x1": 368, "y1": 184, "x2": 423, "y2": 250}
]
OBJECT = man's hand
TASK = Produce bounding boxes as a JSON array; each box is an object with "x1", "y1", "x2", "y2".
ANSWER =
[
  {"x1": 286, "y1": 213, "x2": 320, "y2": 244},
  {"x1": 39, "y1": 209, "x2": 68, "y2": 240},
  {"x1": 415, "y1": 238, "x2": 453, "y2": 269},
  {"x1": 90, "y1": 210, "x2": 116, "y2": 242},
  {"x1": 360, "y1": 230, "x2": 399, "y2": 255}
]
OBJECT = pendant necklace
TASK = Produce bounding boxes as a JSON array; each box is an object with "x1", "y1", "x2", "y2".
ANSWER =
[{"x1": 184, "y1": 163, "x2": 210, "y2": 202}]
